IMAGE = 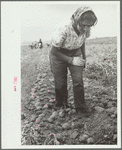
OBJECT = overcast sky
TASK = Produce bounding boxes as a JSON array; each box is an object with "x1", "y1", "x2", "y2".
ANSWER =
[
  {"x1": 2, "y1": 1, "x2": 120, "y2": 43},
  {"x1": 20, "y1": 1, "x2": 119, "y2": 43}
]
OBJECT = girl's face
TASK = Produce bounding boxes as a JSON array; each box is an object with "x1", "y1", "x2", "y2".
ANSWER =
[{"x1": 77, "y1": 19, "x2": 94, "y2": 34}]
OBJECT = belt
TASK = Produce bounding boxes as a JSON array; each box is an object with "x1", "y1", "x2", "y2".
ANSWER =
[{"x1": 58, "y1": 48, "x2": 82, "y2": 57}]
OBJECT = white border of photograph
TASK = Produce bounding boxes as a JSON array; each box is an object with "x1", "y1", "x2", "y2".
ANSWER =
[{"x1": 1, "y1": 1, "x2": 121, "y2": 149}]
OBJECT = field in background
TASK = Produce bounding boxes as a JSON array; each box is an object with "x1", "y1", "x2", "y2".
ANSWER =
[{"x1": 21, "y1": 37, "x2": 117, "y2": 145}]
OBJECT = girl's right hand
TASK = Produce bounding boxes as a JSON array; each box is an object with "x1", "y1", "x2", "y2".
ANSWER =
[{"x1": 71, "y1": 56, "x2": 85, "y2": 66}]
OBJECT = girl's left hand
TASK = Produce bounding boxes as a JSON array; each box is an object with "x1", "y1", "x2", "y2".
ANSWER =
[{"x1": 78, "y1": 55, "x2": 86, "y2": 68}]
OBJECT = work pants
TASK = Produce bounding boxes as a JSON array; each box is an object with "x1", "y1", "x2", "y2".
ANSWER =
[{"x1": 49, "y1": 48, "x2": 86, "y2": 109}]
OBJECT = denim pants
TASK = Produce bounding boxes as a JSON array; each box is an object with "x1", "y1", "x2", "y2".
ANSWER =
[{"x1": 49, "y1": 48, "x2": 86, "y2": 109}]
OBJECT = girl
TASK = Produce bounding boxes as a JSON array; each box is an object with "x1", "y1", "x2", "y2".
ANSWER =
[{"x1": 49, "y1": 6, "x2": 98, "y2": 115}]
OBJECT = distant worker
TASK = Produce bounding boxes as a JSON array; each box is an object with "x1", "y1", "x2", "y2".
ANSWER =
[{"x1": 38, "y1": 38, "x2": 43, "y2": 48}]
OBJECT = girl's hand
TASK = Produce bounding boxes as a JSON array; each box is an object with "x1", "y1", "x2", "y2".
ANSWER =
[
  {"x1": 85, "y1": 29, "x2": 91, "y2": 38},
  {"x1": 71, "y1": 56, "x2": 85, "y2": 66}
]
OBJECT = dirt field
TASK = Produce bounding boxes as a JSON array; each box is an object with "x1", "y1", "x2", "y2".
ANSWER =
[{"x1": 21, "y1": 37, "x2": 117, "y2": 145}]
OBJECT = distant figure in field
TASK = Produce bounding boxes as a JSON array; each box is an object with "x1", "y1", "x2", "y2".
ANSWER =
[
  {"x1": 30, "y1": 42, "x2": 34, "y2": 49},
  {"x1": 34, "y1": 41, "x2": 38, "y2": 49},
  {"x1": 30, "y1": 41, "x2": 38, "y2": 49},
  {"x1": 38, "y1": 38, "x2": 43, "y2": 49}
]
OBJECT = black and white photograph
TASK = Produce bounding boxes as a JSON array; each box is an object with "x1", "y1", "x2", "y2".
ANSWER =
[{"x1": 1, "y1": 1, "x2": 121, "y2": 149}]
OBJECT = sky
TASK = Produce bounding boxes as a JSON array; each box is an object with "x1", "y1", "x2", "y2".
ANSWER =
[{"x1": 20, "y1": 1, "x2": 120, "y2": 43}]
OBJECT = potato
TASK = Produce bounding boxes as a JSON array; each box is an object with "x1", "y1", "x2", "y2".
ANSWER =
[
  {"x1": 50, "y1": 111, "x2": 58, "y2": 119},
  {"x1": 47, "y1": 118, "x2": 54, "y2": 123},
  {"x1": 87, "y1": 137, "x2": 94, "y2": 144},
  {"x1": 52, "y1": 111, "x2": 58, "y2": 116}
]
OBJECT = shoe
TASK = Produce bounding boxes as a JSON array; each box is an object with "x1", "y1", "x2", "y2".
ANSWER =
[
  {"x1": 63, "y1": 104, "x2": 74, "y2": 109},
  {"x1": 52, "y1": 103, "x2": 63, "y2": 110},
  {"x1": 76, "y1": 107, "x2": 91, "y2": 117}
]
